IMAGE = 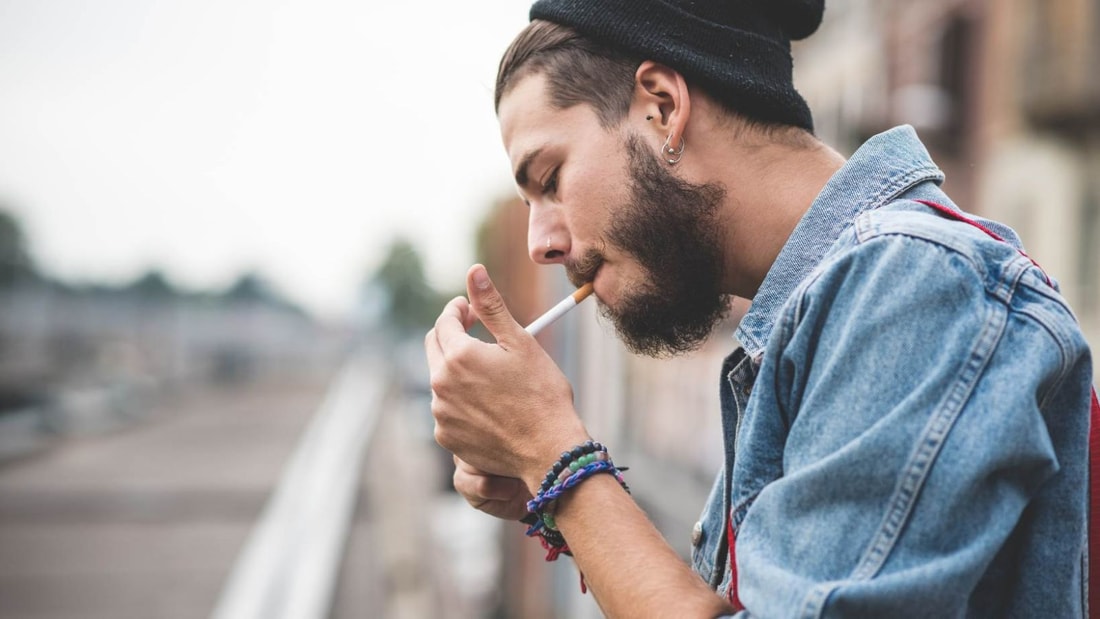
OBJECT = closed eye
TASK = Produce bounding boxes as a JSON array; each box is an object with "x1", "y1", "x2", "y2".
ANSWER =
[{"x1": 540, "y1": 166, "x2": 560, "y2": 197}]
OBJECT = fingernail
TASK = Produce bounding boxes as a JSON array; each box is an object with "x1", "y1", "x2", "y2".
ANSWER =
[{"x1": 472, "y1": 268, "x2": 491, "y2": 290}]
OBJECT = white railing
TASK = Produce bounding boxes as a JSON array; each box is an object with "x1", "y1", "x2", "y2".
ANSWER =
[{"x1": 211, "y1": 356, "x2": 383, "y2": 619}]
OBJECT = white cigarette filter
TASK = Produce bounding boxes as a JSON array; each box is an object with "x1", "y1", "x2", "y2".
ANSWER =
[{"x1": 524, "y1": 282, "x2": 595, "y2": 336}]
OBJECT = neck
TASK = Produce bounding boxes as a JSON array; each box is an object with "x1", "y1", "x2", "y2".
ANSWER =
[{"x1": 688, "y1": 123, "x2": 847, "y2": 299}]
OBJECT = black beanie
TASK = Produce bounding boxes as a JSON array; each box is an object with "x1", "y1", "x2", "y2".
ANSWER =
[{"x1": 528, "y1": 0, "x2": 825, "y2": 131}]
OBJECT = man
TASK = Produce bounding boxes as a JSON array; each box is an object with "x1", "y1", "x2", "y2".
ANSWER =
[{"x1": 425, "y1": 1, "x2": 1096, "y2": 616}]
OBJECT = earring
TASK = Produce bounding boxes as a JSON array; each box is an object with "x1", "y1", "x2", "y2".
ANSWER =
[
  {"x1": 645, "y1": 115, "x2": 654, "y2": 121},
  {"x1": 663, "y1": 133, "x2": 685, "y2": 165}
]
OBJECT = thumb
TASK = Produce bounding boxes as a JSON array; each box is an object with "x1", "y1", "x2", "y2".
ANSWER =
[{"x1": 466, "y1": 264, "x2": 522, "y2": 344}]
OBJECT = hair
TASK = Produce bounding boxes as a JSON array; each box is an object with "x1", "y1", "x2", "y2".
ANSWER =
[
  {"x1": 495, "y1": 20, "x2": 815, "y2": 144},
  {"x1": 495, "y1": 20, "x2": 640, "y2": 130}
]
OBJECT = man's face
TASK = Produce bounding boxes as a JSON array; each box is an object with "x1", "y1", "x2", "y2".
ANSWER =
[{"x1": 499, "y1": 74, "x2": 730, "y2": 356}]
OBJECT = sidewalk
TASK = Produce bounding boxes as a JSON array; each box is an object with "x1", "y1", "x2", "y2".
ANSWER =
[{"x1": 0, "y1": 377, "x2": 330, "y2": 619}]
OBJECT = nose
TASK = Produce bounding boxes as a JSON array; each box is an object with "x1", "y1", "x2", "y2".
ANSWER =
[{"x1": 527, "y1": 204, "x2": 567, "y2": 264}]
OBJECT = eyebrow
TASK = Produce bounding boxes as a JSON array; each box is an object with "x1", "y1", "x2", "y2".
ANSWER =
[{"x1": 513, "y1": 146, "x2": 545, "y2": 189}]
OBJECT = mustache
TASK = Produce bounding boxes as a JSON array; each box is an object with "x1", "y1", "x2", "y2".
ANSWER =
[{"x1": 564, "y1": 248, "x2": 603, "y2": 288}]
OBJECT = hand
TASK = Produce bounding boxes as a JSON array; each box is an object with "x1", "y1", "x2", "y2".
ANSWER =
[
  {"x1": 453, "y1": 456, "x2": 531, "y2": 521},
  {"x1": 425, "y1": 264, "x2": 589, "y2": 493}
]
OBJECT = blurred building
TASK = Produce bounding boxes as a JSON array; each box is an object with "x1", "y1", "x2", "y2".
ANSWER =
[
  {"x1": 478, "y1": 2, "x2": 1099, "y2": 616},
  {"x1": 796, "y1": 0, "x2": 1100, "y2": 362},
  {"x1": 0, "y1": 277, "x2": 346, "y2": 459}
]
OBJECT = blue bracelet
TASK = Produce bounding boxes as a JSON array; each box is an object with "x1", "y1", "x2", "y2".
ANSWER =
[{"x1": 524, "y1": 441, "x2": 630, "y2": 544}]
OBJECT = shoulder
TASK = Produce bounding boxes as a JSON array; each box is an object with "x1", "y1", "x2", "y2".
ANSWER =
[
  {"x1": 775, "y1": 199, "x2": 1083, "y2": 370},
  {"x1": 804, "y1": 200, "x2": 1054, "y2": 308},
  {"x1": 785, "y1": 205, "x2": 990, "y2": 325},
  {"x1": 851, "y1": 200, "x2": 1012, "y2": 256}
]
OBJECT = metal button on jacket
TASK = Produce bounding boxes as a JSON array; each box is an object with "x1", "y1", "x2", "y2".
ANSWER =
[{"x1": 691, "y1": 521, "x2": 704, "y2": 547}]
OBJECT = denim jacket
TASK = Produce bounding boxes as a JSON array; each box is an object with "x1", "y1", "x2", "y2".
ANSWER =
[{"x1": 691, "y1": 126, "x2": 1095, "y2": 618}]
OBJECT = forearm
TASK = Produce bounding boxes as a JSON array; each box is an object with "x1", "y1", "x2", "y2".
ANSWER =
[{"x1": 553, "y1": 473, "x2": 735, "y2": 618}]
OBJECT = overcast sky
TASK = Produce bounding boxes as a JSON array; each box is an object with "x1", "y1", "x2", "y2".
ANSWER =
[{"x1": 0, "y1": 0, "x2": 530, "y2": 319}]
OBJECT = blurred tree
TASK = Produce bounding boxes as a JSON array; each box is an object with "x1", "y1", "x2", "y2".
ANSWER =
[
  {"x1": 125, "y1": 269, "x2": 175, "y2": 299},
  {"x1": 221, "y1": 271, "x2": 307, "y2": 316},
  {"x1": 0, "y1": 209, "x2": 38, "y2": 288},
  {"x1": 367, "y1": 238, "x2": 443, "y2": 336},
  {"x1": 224, "y1": 272, "x2": 271, "y2": 303}
]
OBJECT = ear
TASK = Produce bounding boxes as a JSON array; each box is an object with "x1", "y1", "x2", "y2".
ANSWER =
[{"x1": 630, "y1": 61, "x2": 691, "y2": 149}]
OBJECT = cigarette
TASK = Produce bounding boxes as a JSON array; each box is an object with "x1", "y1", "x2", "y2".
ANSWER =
[{"x1": 524, "y1": 282, "x2": 594, "y2": 336}]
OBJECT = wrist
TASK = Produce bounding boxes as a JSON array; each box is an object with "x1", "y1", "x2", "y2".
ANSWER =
[
  {"x1": 520, "y1": 439, "x2": 631, "y2": 564},
  {"x1": 522, "y1": 424, "x2": 590, "y2": 496}
]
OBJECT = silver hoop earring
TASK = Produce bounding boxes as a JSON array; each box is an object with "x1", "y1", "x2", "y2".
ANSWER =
[{"x1": 663, "y1": 133, "x2": 685, "y2": 165}]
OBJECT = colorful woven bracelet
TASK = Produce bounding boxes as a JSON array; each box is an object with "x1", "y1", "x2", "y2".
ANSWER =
[
  {"x1": 522, "y1": 440, "x2": 630, "y2": 561},
  {"x1": 536, "y1": 440, "x2": 607, "y2": 495}
]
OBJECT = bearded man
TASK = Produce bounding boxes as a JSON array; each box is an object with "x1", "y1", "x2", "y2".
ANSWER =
[{"x1": 425, "y1": 1, "x2": 1096, "y2": 616}]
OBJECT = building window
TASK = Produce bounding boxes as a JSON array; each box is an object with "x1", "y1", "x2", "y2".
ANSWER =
[{"x1": 1021, "y1": 0, "x2": 1100, "y2": 130}]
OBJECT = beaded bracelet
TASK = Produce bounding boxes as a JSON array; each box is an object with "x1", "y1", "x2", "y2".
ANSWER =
[{"x1": 522, "y1": 440, "x2": 630, "y2": 563}]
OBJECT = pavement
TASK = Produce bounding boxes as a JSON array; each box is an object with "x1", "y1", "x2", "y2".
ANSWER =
[
  {"x1": 0, "y1": 377, "x2": 330, "y2": 619},
  {"x1": 0, "y1": 368, "x2": 502, "y2": 619}
]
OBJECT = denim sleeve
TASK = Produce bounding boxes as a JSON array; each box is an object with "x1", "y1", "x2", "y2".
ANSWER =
[{"x1": 731, "y1": 228, "x2": 1091, "y2": 617}]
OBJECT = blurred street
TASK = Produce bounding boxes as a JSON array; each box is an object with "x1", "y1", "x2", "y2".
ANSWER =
[
  {"x1": 0, "y1": 377, "x2": 328, "y2": 618},
  {"x1": 0, "y1": 361, "x2": 496, "y2": 619}
]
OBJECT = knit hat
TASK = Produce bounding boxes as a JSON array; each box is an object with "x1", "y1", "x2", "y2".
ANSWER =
[{"x1": 528, "y1": 0, "x2": 825, "y2": 131}]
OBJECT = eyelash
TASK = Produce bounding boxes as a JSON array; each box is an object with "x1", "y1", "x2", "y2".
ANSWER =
[{"x1": 541, "y1": 167, "x2": 560, "y2": 196}]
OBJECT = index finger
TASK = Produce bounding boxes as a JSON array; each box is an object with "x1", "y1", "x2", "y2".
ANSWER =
[{"x1": 435, "y1": 295, "x2": 475, "y2": 350}]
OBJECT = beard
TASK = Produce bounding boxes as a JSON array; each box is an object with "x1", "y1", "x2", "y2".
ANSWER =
[{"x1": 567, "y1": 134, "x2": 731, "y2": 358}]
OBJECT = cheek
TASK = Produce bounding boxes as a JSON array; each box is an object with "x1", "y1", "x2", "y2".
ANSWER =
[
  {"x1": 566, "y1": 171, "x2": 625, "y2": 236},
  {"x1": 594, "y1": 258, "x2": 650, "y2": 309}
]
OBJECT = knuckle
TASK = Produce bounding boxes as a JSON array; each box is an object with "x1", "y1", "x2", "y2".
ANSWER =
[
  {"x1": 476, "y1": 476, "x2": 509, "y2": 503},
  {"x1": 442, "y1": 345, "x2": 478, "y2": 375},
  {"x1": 471, "y1": 475, "x2": 492, "y2": 498},
  {"x1": 443, "y1": 342, "x2": 468, "y2": 365},
  {"x1": 428, "y1": 372, "x2": 446, "y2": 396},
  {"x1": 481, "y1": 295, "x2": 506, "y2": 317},
  {"x1": 433, "y1": 424, "x2": 451, "y2": 450},
  {"x1": 430, "y1": 399, "x2": 450, "y2": 425},
  {"x1": 432, "y1": 314, "x2": 443, "y2": 332},
  {"x1": 452, "y1": 467, "x2": 469, "y2": 493}
]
